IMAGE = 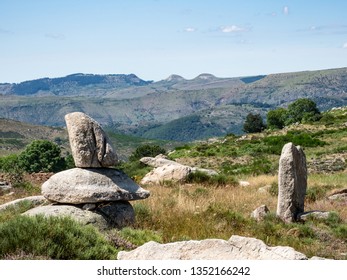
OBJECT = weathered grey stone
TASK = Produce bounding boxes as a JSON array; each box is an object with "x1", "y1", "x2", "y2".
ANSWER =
[
  {"x1": 298, "y1": 211, "x2": 333, "y2": 222},
  {"x1": 327, "y1": 188, "x2": 347, "y2": 201},
  {"x1": 96, "y1": 201, "x2": 135, "y2": 228},
  {"x1": 0, "y1": 195, "x2": 47, "y2": 212},
  {"x1": 117, "y1": 235, "x2": 308, "y2": 260},
  {"x1": 251, "y1": 205, "x2": 270, "y2": 221},
  {"x1": 277, "y1": 143, "x2": 307, "y2": 223},
  {"x1": 140, "y1": 164, "x2": 192, "y2": 185},
  {"x1": 42, "y1": 168, "x2": 150, "y2": 204},
  {"x1": 65, "y1": 112, "x2": 118, "y2": 168},
  {"x1": 23, "y1": 205, "x2": 109, "y2": 230}
]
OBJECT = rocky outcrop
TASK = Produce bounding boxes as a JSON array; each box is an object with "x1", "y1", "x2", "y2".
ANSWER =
[
  {"x1": 42, "y1": 168, "x2": 149, "y2": 204},
  {"x1": 277, "y1": 143, "x2": 307, "y2": 223},
  {"x1": 65, "y1": 112, "x2": 118, "y2": 168},
  {"x1": 140, "y1": 154, "x2": 218, "y2": 185},
  {"x1": 251, "y1": 205, "x2": 270, "y2": 221},
  {"x1": 117, "y1": 235, "x2": 308, "y2": 260}
]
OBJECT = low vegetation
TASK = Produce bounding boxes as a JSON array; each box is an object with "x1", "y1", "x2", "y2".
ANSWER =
[{"x1": 0, "y1": 104, "x2": 347, "y2": 260}]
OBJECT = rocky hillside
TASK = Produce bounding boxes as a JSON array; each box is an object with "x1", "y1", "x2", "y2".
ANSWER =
[{"x1": 0, "y1": 67, "x2": 347, "y2": 141}]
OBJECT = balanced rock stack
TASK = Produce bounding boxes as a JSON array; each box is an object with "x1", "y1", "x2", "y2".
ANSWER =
[{"x1": 25, "y1": 112, "x2": 150, "y2": 229}]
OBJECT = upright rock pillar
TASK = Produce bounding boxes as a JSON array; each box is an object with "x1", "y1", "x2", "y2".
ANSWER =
[{"x1": 276, "y1": 142, "x2": 307, "y2": 223}]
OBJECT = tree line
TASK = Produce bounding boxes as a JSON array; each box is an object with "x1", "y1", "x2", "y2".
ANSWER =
[{"x1": 243, "y1": 98, "x2": 321, "y2": 133}]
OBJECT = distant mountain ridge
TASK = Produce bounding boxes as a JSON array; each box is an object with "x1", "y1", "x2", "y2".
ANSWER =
[
  {"x1": 0, "y1": 67, "x2": 347, "y2": 141},
  {"x1": 0, "y1": 73, "x2": 152, "y2": 96}
]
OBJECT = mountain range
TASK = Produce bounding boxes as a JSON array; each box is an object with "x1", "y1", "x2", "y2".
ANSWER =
[{"x1": 0, "y1": 67, "x2": 347, "y2": 141}]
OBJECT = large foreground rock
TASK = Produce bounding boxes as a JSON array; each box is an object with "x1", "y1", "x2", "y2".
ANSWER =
[
  {"x1": 23, "y1": 205, "x2": 109, "y2": 230},
  {"x1": 65, "y1": 112, "x2": 118, "y2": 168},
  {"x1": 277, "y1": 143, "x2": 307, "y2": 223},
  {"x1": 117, "y1": 235, "x2": 308, "y2": 260},
  {"x1": 42, "y1": 168, "x2": 150, "y2": 204}
]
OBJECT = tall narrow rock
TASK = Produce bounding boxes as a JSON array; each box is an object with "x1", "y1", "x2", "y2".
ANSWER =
[
  {"x1": 65, "y1": 112, "x2": 118, "y2": 168},
  {"x1": 277, "y1": 143, "x2": 307, "y2": 223}
]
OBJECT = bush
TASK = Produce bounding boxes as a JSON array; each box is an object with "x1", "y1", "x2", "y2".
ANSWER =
[
  {"x1": 18, "y1": 140, "x2": 66, "y2": 173},
  {"x1": 0, "y1": 215, "x2": 118, "y2": 259},
  {"x1": 267, "y1": 108, "x2": 287, "y2": 129},
  {"x1": 129, "y1": 144, "x2": 166, "y2": 162},
  {"x1": 286, "y1": 98, "x2": 321, "y2": 125},
  {"x1": 243, "y1": 113, "x2": 266, "y2": 133}
]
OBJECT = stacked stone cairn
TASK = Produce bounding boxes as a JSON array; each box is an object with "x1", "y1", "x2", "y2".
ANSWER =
[{"x1": 25, "y1": 112, "x2": 150, "y2": 229}]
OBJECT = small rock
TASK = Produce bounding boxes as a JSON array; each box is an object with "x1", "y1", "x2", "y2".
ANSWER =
[
  {"x1": 327, "y1": 188, "x2": 347, "y2": 201},
  {"x1": 258, "y1": 185, "x2": 271, "y2": 193},
  {"x1": 82, "y1": 203, "x2": 97, "y2": 211},
  {"x1": 297, "y1": 211, "x2": 333, "y2": 222},
  {"x1": 251, "y1": 205, "x2": 270, "y2": 221},
  {"x1": 239, "y1": 181, "x2": 250, "y2": 187}
]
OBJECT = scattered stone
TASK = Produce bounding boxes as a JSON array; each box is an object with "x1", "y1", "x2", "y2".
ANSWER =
[
  {"x1": 140, "y1": 154, "x2": 179, "y2": 168},
  {"x1": 0, "y1": 181, "x2": 11, "y2": 194},
  {"x1": 0, "y1": 196, "x2": 47, "y2": 212},
  {"x1": 297, "y1": 211, "x2": 332, "y2": 222},
  {"x1": 251, "y1": 205, "x2": 270, "y2": 221},
  {"x1": 23, "y1": 205, "x2": 109, "y2": 230},
  {"x1": 258, "y1": 185, "x2": 271, "y2": 193},
  {"x1": 327, "y1": 188, "x2": 347, "y2": 201},
  {"x1": 277, "y1": 143, "x2": 307, "y2": 223},
  {"x1": 65, "y1": 112, "x2": 118, "y2": 168},
  {"x1": 42, "y1": 168, "x2": 150, "y2": 204},
  {"x1": 117, "y1": 235, "x2": 308, "y2": 260},
  {"x1": 239, "y1": 181, "x2": 250, "y2": 187},
  {"x1": 82, "y1": 203, "x2": 97, "y2": 211},
  {"x1": 140, "y1": 155, "x2": 218, "y2": 182},
  {"x1": 140, "y1": 164, "x2": 192, "y2": 185},
  {"x1": 96, "y1": 201, "x2": 135, "y2": 229}
]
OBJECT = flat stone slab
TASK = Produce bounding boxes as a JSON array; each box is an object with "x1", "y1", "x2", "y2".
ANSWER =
[
  {"x1": 0, "y1": 196, "x2": 47, "y2": 212},
  {"x1": 117, "y1": 235, "x2": 308, "y2": 260},
  {"x1": 42, "y1": 168, "x2": 150, "y2": 204}
]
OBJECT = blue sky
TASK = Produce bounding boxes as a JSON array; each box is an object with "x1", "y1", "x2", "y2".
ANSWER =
[{"x1": 1, "y1": 0, "x2": 347, "y2": 83}]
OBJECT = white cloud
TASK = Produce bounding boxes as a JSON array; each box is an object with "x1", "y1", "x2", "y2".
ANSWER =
[
  {"x1": 220, "y1": 25, "x2": 245, "y2": 33},
  {"x1": 343, "y1": 42, "x2": 347, "y2": 49},
  {"x1": 185, "y1": 27, "x2": 196, "y2": 32},
  {"x1": 283, "y1": 6, "x2": 289, "y2": 15}
]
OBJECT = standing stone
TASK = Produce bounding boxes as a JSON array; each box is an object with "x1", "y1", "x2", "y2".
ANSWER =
[
  {"x1": 65, "y1": 112, "x2": 118, "y2": 168},
  {"x1": 277, "y1": 143, "x2": 307, "y2": 223}
]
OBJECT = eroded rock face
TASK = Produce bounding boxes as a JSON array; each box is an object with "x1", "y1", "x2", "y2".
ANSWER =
[
  {"x1": 65, "y1": 112, "x2": 118, "y2": 168},
  {"x1": 117, "y1": 235, "x2": 308, "y2": 260},
  {"x1": 42, "y1": 168, "x2": 150, "y2": 204},
  {"x1": 277, "y1": 143, "x2": 307, "y2": 223}
]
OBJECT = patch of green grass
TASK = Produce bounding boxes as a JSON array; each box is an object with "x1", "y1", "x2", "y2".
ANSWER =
[{"x1": 0, "y1": 215, "x2": 118, "y2": 259}]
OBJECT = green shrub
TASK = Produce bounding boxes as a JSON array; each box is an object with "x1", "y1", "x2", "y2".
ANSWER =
[
  {"x1": 0, "y1": 215, "x2": 118, "y2": 260},
  {"x1": 18, "y1": 140, "x2": 66, "y2": 173},
  {"x1": 243, "y1": 113, "x2": 266, "y2": 133},
  {"x1": 129, "y1": 144, "x2": 166, "y2": 162},
  {"x1": 117, "y1": 227, "x2": 162, "y2": 246},
  {"x1": 286, "y1": 98, "x2": 321, "y2": 125},
  {"x1": 267, "y1": 108, "x2": 287, "y2": 129}
]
